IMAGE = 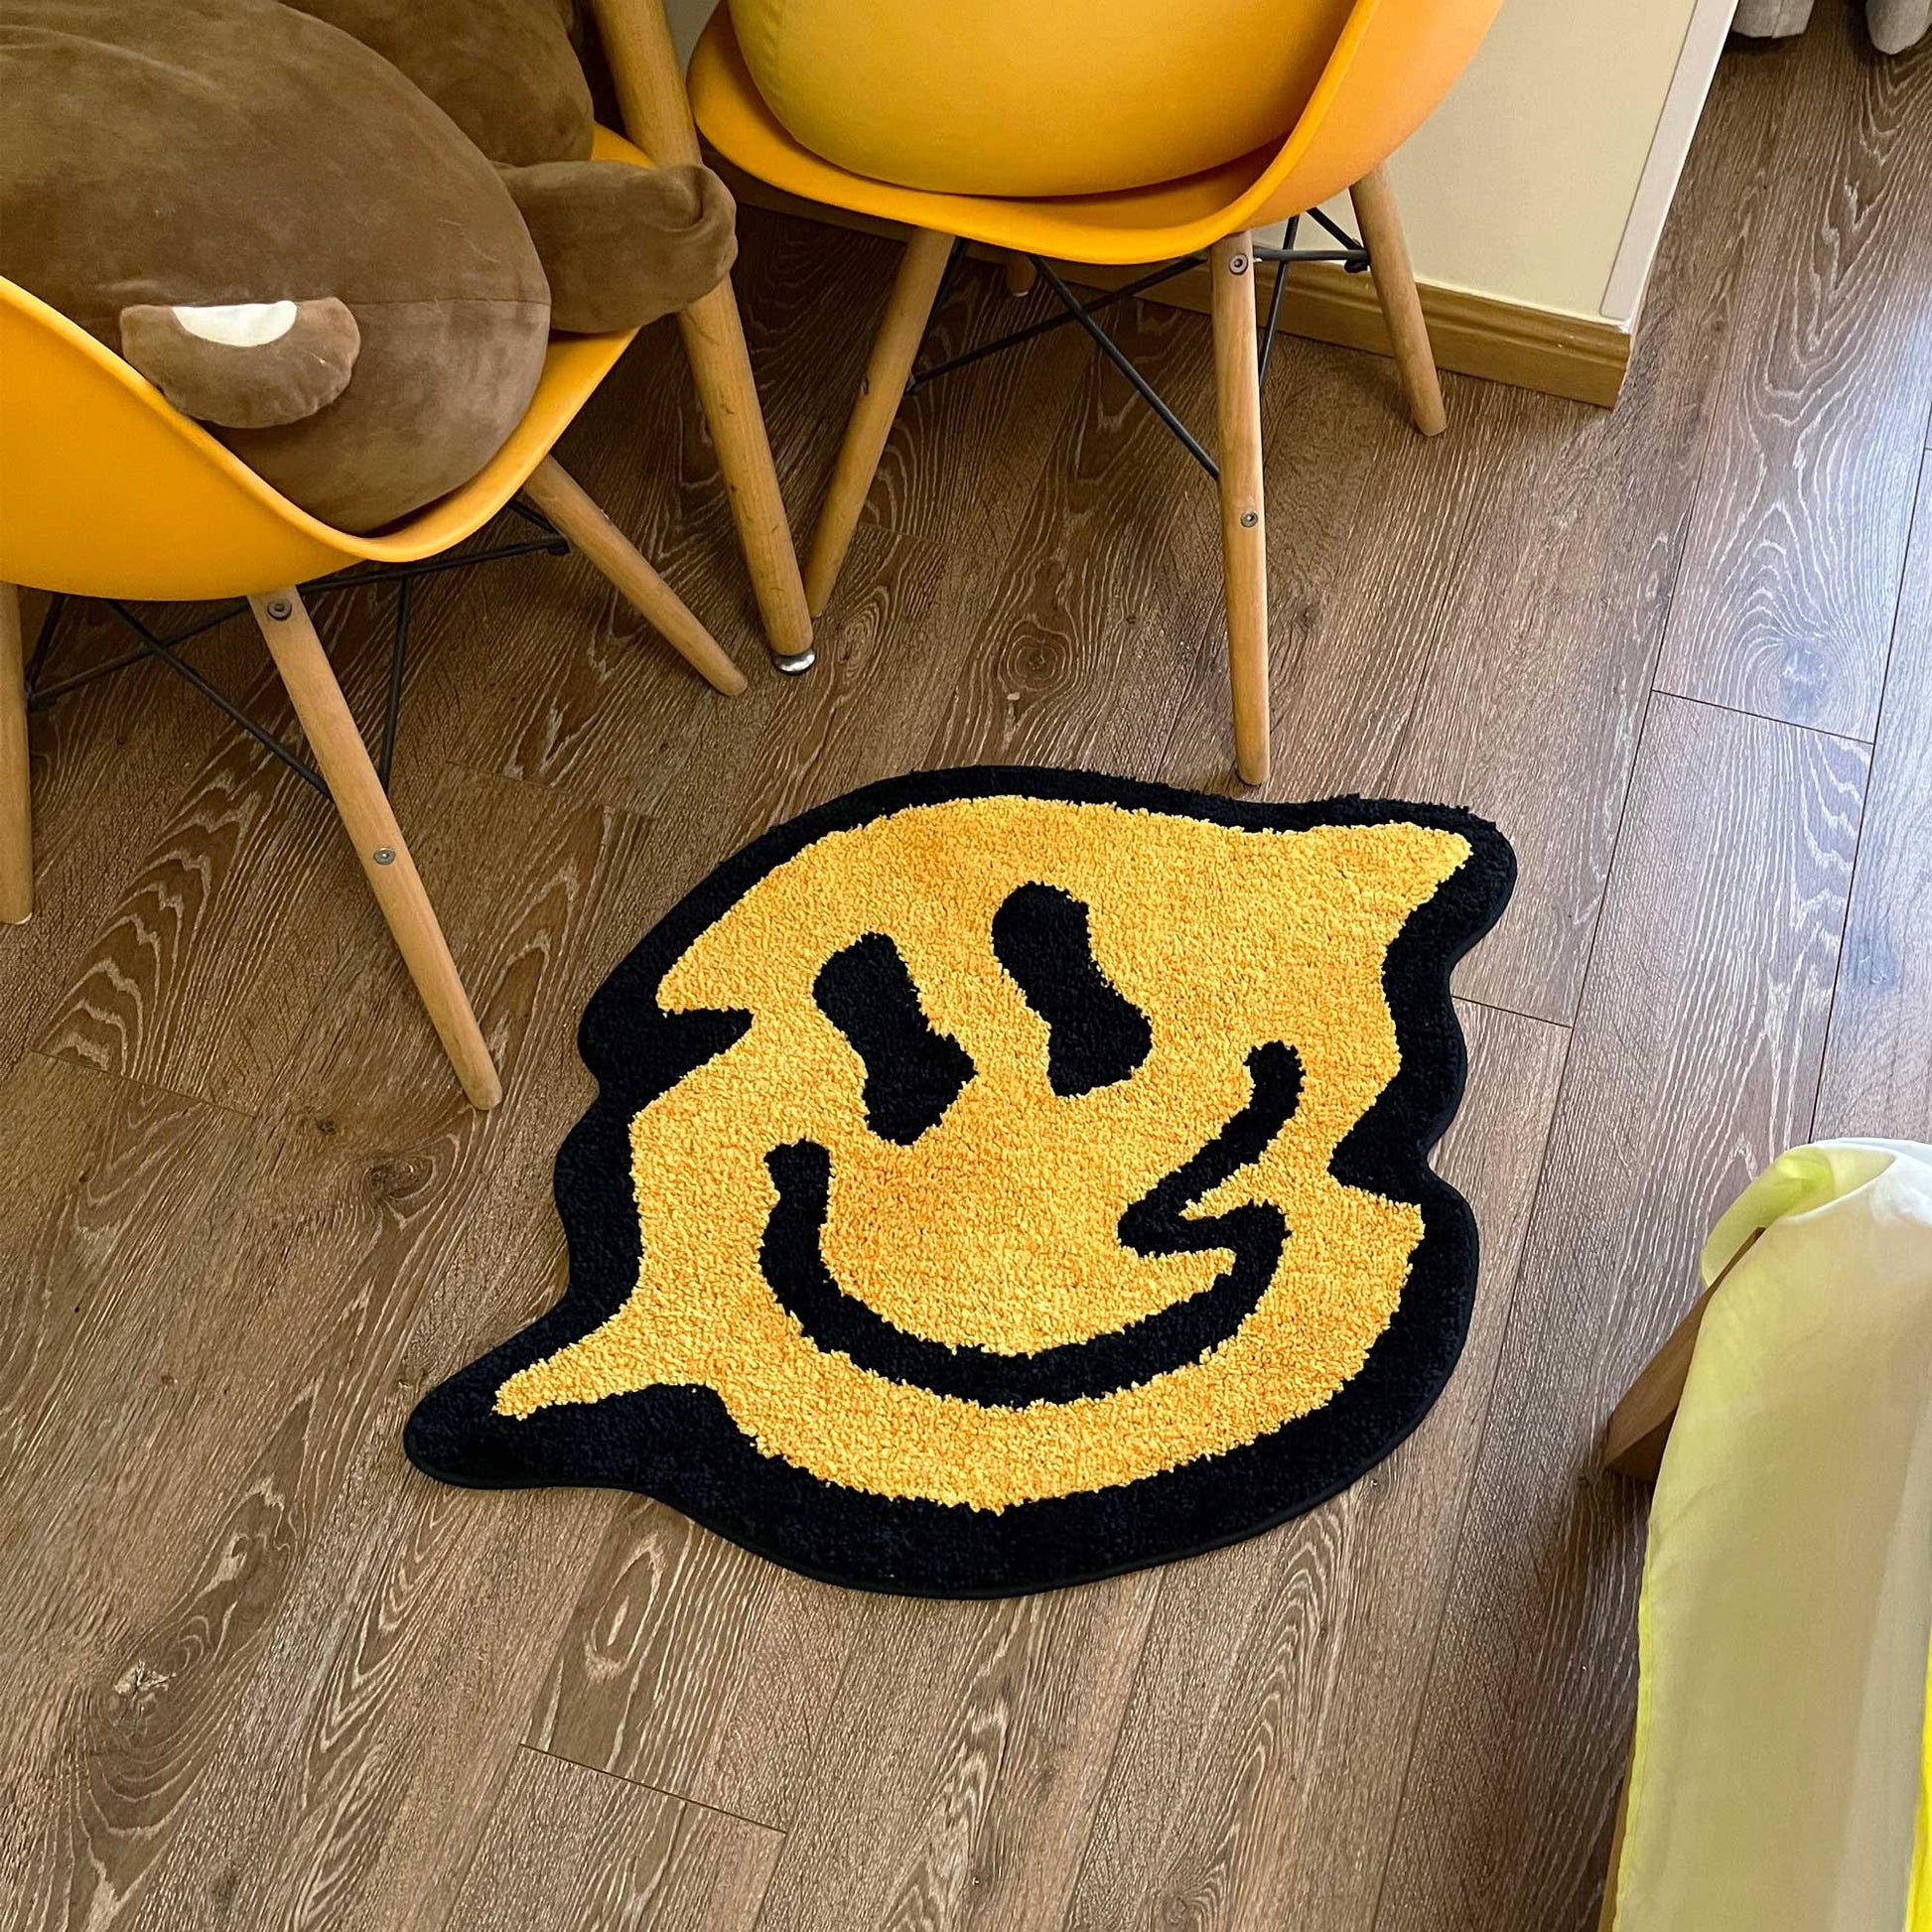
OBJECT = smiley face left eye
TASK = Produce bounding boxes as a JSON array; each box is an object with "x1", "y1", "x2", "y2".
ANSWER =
[
  {"x1": 813, "y1": 931, "x2": 975, "y2": 1145},
  {"x1": 814, "y1": 882, "x2": 1157, "y2": 1150}
]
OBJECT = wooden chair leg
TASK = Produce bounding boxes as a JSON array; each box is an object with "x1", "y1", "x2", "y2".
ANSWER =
[
  {"x1": 679, "y1": 283, "x2": 818, "y2": 670},
  {"x1": 804, "y1": 226, "x2": 956, "y2": 619},
  {"x1": 1003, "y1": 251, "x2": 1037, "y2": 299},
  {"x1": 1349, "y1": 165, "x2": 1449, "y2": 438},
  {"x1": 1, "y1": 582, "x2": 31, "y2": 924},
  {"x1": 1601, "y1": 1226, "x2": 1764, "y2": 1478},
  {"x1": 586, "y1": 0, "x2": 815, "y2": 673},
  {"x1": 1209, "y1": 233, "x2": 1271, "y2": 788},
  {"x1": 521, "y1": 457, "x2": 747, "y2": 696},
  {"x1": 248, "y1": 590, "x2": 501, "y2": 1110}
]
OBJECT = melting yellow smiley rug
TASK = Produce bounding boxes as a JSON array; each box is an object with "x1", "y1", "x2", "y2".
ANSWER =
[{"x1": 406, "y1": 768, "x2": 1515, "y2": 1595}]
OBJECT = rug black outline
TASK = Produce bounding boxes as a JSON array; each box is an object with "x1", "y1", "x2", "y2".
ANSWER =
[{"x1": 405, "y1": 765, "x2": 1517, "y2": 1598}]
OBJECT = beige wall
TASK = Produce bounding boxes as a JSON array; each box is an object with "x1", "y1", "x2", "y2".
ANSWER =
[
  {"x1": 663, "y1": 0, "x2": 1730, "y2": 327},
  {"x1": 1366, "y1": 0, "x2": 1731, "y2": 322}
]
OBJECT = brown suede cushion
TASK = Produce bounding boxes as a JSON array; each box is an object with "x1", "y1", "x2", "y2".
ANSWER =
[
  {"x1": 285, "y1": 0, "x2": 595, "y2": 167},
  {"x1": 0, "y1": 0, "x2": 550, "y2": 532}
]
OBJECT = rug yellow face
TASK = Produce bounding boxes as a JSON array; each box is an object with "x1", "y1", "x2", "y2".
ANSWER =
[{"x1": 408, "y1": 770, "x2": 1514, "y2": 1596}]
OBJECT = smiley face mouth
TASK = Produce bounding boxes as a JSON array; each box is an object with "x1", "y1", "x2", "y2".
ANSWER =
[{"x1": 759, "y1": 1038, "x2": 1305, "y2": 1408}]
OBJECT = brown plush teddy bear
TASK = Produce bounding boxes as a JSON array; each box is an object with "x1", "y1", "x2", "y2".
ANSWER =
[{"x1": 0, "y1": 0, "x2": 736, "y2": 531}]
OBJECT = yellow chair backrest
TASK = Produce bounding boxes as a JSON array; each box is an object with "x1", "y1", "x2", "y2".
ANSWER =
[
  {"x1": 693, "y1": 0, "x2": 1499, "y2": 266},
  {"x1": 1259, "y1": 0, "x2": 1503, "y2": 226}
]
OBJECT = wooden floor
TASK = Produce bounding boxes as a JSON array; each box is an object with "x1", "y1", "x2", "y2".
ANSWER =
[{"x1": 6, "y1": 17, "x2": 1931, "y2": 1929}]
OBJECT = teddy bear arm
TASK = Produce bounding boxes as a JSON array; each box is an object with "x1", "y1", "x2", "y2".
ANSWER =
[{"x1": 497, "y1": 161, "x2": 739, "y2": 336}]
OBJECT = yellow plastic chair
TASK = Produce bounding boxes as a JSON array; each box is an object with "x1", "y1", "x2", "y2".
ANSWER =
[
  {"x1": 0, "y1": 126, "x2": 745, "y2": 1110},
  {"x1": 690, "y1": 0, "x2": 1499, "y2": 784}
]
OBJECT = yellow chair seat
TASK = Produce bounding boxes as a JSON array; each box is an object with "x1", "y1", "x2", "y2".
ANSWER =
[
  {"x1": 689, "y1": 0, "x2": 1498, "y2": 267},
  {"x1": 0, "y1": 126, "x2": 654, "y2": 602}
]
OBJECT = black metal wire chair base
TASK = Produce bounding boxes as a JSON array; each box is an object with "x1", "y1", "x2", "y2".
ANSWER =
[
  {"x1": 904, "y1": 209, "x2": 1371, "y2": 483},
  {"x1": 22, "y1": 497, "x2": 569, "y2": 797}
]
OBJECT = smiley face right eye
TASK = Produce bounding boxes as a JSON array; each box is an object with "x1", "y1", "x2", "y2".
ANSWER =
[{"x1": 992, "y1": 883, "x2": 1153, "y2": 1097}]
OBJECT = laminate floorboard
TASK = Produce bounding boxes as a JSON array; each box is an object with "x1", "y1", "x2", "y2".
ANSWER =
[
  {"x1": 1372, "y1": 697, "x2": 1865, "y2": 1932},
  {"x1": 912, "y1": 290, "x2": 1227, "y2": 778},
  {"x1": 6, "y1": 770, "x2": 640, "y2": 1930},
  {"x1": 1057, "y1": 1003, "x2": 1567, "y2": 1932},
  {"x1": 1816, "y1": 451, "x2": 1932, "y2": 1141},
  {"x1": 1653, "y1": 27, "x2": 1932, "y2": 739},
  {"x1": 6, "y1": 12, "x2": 1929, "y2": 1929},
  {"x1": 112, "y1": 769, "x2": 654, "y2": 1932},
  {"x1": 1, "y1": 1056, "x2": 274, "y2": 1932},
  {"x1": 25, "y1": 568, "x2": 502, "y2": 1113},
  {"x1": 437, "y1": 1748, "x2": 780, "y2": 1932},
  {"x1": 0, "y1": 1055, "x2": 256, "y2": 1932},
  {"x1": 0, "y1": 604, "x2": 270, "y2": 1071},
  {"x1": 531, "y1": 1483, "x2": 864, "y2": 1835}
]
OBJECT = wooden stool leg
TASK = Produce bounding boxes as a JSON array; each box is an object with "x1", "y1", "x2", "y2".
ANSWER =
[
  {"x1": 804, "y1": 226, "x2": 956, "y2": 618},
  {"x1": 1349, "y1": 165, "x2": 1448, "y2": 437},
  {"x1": 587, "y1": 0, "x2": 815, "y2": 672},
  {"x1": 248, "y1": 591, "x2": 501, "y2": 1110},
  {"x1": 522, "y1": 457, "x2": 747, "y2": 696},
  {"x1": 1, "y1": 583, "x2": 31, "y2": 924},
  {"x1": 1210, "y1": 233, "x2": 1271, "y2": 788}
]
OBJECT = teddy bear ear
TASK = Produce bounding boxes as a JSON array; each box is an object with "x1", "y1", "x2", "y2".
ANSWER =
[{"x1": 118, "y1": 297, "x2": 361, "y2": 429}]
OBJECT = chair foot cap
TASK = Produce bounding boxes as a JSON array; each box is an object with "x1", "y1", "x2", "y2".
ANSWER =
[{"x1": 771, "y1": 648, "x2": 817, "y2": 676}]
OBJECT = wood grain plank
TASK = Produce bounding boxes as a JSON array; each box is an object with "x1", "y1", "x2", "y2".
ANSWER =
[
  {"x1": 726, "y1": 210, "x2": 1089, "y2": 563},
  {"x1": 0, "y1": 1057, "x2": 264, "y2": 1932},
  {"x1": 750, "y1": 1577, "x2": 1161, "y2": 1932},
  {"x1": 449, "y1": 387, "x2": 984, "y2": 820},
  {"x1": 1154, "y1": 35, "x2": 1801, "y2": 1027},
  {"x1": 453, "y1": 287, "x2": 1233, "y2": 947},
  {"x1": 447, "y1": 216, "x2": 1081, "y2": 814},
  {"x1": 1815, "y1": 451, "x2": 1932, "y2": 1139},
  {"x1": 855, "y1": 247, "x2": 1088, "y2": 557},
  {"x1": 0, "y1": 1056, "x2": 250, "y2": 1515},
  {"x1": 0, "y1": 1059, "x2": 256, "y2": 1652},
  {"x1": 445, "y1": 319, "x2": 753, "y2": 800},
  {"x1": 919, "y1": 291, "x2": 1227, "y2": 779},
  {"x1": 9, "y1": 767, "x2": 640, "y2": 1931},
  {"x1": 26, "y1": 568, "x2": 497, "y2": 1112},
  {"x1": 1372, "y1": 696, "x2": 1865, "y2": 1932},
  {"x1": 438, "y1": 1747, "x2": 779, "y2": 1932},
  {"x1": 111, "y1": 769, "x2": 644, "y2": 1932},
  {"x1": 0, "y1": 603, "x2": 267, "y2": 1069},
  {"x1": 1058, "y1": 1002, "x2": 1567, "y2": 1932},
  {"x1": 1653, "y1": 22, "x2": 1932, "y2": 737},
  {"x1": 531, "y1": 1492, "x2": 861, "y2": 1832}
]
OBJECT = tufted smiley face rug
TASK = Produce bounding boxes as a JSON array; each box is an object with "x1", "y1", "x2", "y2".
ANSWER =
[{"x1": 406, "y1": 768, "x2": 1515, "y2": 1596}]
